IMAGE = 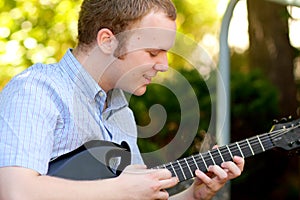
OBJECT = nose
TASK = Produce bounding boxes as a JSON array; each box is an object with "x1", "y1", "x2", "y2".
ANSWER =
[{"x1": 153, "y1": 52, "x2": 169, "y2": 72}]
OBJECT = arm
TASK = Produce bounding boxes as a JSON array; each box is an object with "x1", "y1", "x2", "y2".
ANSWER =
[
  {"x1": 0, "y1": 165, "x2": 178, "y2": 200},
  {"x1": 170, "y1": 156, "x2": 245, "y2": 200}
]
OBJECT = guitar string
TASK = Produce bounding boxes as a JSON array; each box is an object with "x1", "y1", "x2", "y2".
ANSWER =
[
  {"x1": 155, "y1": 124, "x2": 299, "y2": 180},
  {"x1": 175, "y1": 126, "x2": 297, "y2": 178},
  {"x1": 155, "y1": 123, "x2": 298, "y2": 174},
  {"x1": 186, "y1": 126, "x2": 293, "y2": 170},
  {"x1": 160, "y1": 129, "x2": 287, "y2": 180}
]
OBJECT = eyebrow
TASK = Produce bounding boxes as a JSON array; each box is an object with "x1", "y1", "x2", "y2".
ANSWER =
[{"x1": 146, "y1": 48, "x2": 168, "y2": 52}]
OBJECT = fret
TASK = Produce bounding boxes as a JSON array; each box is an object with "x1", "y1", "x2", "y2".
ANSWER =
[
  {"x1": 237, "y1": 140, "x2": 253, "y2": 158},
  {"x1": 246, "y1": 139, "x2": 255, "y2": 155},
  {"x1": 257, "y1": 135, "x2": 265, "y2": 152},
  {"x1": 200, "y1": 153, "x2": 208, "y2": 170},
  {"x1": 248, "y1": 136, "x2": 263, "y2": 154},
  {"x1": 186, "y1": 157, "x2": 198, "y2": 175},
  {"x1": 165, "y1": 163, "x2": 176, "y2": 175},
  {"x1": 210, "y1": 149, "x2": 223, "y2": 165},
  {"x1": 218, "y1": 145, "x2": 232, "y2": 161},
  {"x1": 217, "y1": 148, "x2": 225, "y2": 162},
  {"x1": 228, "y1": 143, "x2": 241, "y2": 157},
  {"x1": 184, "y1": 158, "x2": 193, "y2": 178},
  {"x1": 192, "y1": 155, "x2": 200, "y2": 170},
  {"x1": 177, "y1": 159, "x2": 193, "y2": 180},
  {"x1": 236, "y1": 142, "x2": 245, "y2": 158},
  {"x1": 260, "y1": 133, "x2": 274, "y2": 151},
  {"x1": 194, "y1": 154, "x2": 208, "y2": 172},
  {"x1": 177, "y1": 160, "x2": 187, "y2": 180},
  {"x1": 203, "y1": 152, "x2": 215, "y2": 166},
  {"x1": 208, "y1": 150, "x2": 216, "y2": 165},
  {"x1": 173, "y1": 161, "x2": 185, "y2": 181},
  {"x1": 169, "y1": 162, "x2": 178, "y2": 178},
  {"x1": 226, "y1": 145, "x2": 234, "y2": 159}
]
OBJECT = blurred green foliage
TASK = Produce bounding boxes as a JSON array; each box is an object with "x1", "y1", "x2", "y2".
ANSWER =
[
  {"x1": 0, "y1": 0, "x2": 81, "y2": 88},
  {"x1": 0, "y1": 0, "x2": 222, "y2": 89},
  {"x1": 231, "y1": 69, "x2": 279, "y2": 132}
]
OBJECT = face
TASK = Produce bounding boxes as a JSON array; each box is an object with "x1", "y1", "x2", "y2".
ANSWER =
[{"x1": 104, "y1": 11, "x2": 177, "y2": 96}]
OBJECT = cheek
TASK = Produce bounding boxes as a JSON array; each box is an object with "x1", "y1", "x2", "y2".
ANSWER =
[
  {"x1": 122, "y1": 57, "x2": 151, "y2": 75},
  {"x1": 117, "y1": 51, "x2": 157, "y2": 83},
  {"x1": 127, "y1": 55, "x2": 147, "y2": 69},
  {"x1": 123, "y1": 50, "x2": 153, "y2": 66}
]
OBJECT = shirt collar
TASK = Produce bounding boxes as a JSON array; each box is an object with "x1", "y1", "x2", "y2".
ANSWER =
[
  {"x1": 103, "y1": 89, "x2": 129, "y2": 120},
  {"x1": 106, "y1": 89, "x2": 129, "y2": 110}
]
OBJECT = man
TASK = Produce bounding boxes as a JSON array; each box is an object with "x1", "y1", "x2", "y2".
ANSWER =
[{"x1": 0, "y1": 0, "x2": 244, "y2": 199}]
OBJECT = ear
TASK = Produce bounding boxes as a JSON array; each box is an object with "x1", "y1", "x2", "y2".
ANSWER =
[{"x1": 96, "y1": 28, "x2": 118, "y2": 55}]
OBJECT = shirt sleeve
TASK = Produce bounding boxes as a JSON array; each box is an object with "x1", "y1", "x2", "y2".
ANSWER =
[{"x1": 0, "y1": 69, "x2": 60, "y2": 174}]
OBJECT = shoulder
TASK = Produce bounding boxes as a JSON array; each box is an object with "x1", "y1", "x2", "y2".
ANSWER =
[
  {"x1": 0, "y1": 62, "x2": 76, "y2": 121},
  {"x1": 2, "y1": 61, "x2": 72, "y2": 98}
]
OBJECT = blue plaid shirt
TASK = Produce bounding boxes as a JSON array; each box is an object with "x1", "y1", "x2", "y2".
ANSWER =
[{"x1": 0, "y1": 49, "x2": 143, "y2": 174}]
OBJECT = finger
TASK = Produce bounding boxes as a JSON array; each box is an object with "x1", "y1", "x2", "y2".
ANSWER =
[
  {"x1": 221, "y1": 161, "x2": 242, "y2": 179},
  {"x1": 195, "y1": 169, "x2": 222, "y2": 193},
  {"x1": 207, "y1": 165, "x2": 228, "y2": 181},
  {"x1": 195, "y1": 169, "x2": 213, "y2": 186},
  {"x1": 155, "y1": 189, "x2": 170, "y2": 200},
  {"x1": 122, "y1": 164, "x2": 148, "y2": 175},
  {"x1": 151, "y1": 168, "x2": 172, "y2": 180},
  {"x1": 195, "y1": 168, "x2": 227, "y2": 193},
  {"x1": 159, "y1": 177, "x2": 178, "y2": 189},
  {"x1": 232, "y1": 156, "x2": 245, "y2": 171}
]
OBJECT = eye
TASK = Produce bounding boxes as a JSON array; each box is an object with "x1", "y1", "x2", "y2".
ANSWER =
[{"x1": 147, "y1": 49, "x2": 160, "y2": 57}]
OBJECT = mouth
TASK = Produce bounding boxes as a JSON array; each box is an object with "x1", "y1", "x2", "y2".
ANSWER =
[{"x1": 143, "y1": 75, "x2": 153, "y2": 84}]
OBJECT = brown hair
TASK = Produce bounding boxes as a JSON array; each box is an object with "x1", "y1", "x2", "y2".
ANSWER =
[{"x1": 77, "y1": 0, "x2": 177, "y2": 49}]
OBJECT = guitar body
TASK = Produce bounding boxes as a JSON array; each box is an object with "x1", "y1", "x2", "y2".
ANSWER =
[{"x1": 48, "y1": 140, "x2": 131, "y2": 180}]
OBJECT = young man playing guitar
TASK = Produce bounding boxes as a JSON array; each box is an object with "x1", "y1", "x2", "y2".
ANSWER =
[{"x1": 0, "y1": 0, "x2": 244, "y2": 199}]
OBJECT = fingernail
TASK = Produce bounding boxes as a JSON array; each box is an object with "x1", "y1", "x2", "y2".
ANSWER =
[
  {"x1": 173, "y1": 177, "x2": 179, "y2": 183},
  {"x1": 195, "y1": 170, "x2": 201, "y2": 176}
]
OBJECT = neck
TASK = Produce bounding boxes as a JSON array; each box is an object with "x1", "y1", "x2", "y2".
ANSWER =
[{"x1": 72, "y1": 46, "x2": 115, "y2": 92}]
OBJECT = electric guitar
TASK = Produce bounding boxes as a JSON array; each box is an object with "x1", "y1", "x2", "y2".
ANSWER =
[{"x1": 47, "y1": 118, "x2": 300, "y2": 183}]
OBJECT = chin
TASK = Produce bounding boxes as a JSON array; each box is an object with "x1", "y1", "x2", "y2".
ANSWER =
[{"x1": 132, "y1": 86, "x2": 147, "y2": 96}]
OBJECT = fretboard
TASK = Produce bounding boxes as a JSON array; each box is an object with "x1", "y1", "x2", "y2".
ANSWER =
[{"x1": 153, "y1": 132, "x2": 274, "y2": 182}]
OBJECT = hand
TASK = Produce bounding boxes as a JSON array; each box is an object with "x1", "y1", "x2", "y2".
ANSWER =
[
  {"x1": 190, "y1": 156, "x2": 245, "y2": 200},
  {"x1": 115, "y1": 165, "x2": 179, "y2": 200}
]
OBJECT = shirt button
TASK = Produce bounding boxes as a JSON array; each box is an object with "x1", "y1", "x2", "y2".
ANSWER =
[{"x1": 99, "y1": 91, "x2": 104, "y2": 97}]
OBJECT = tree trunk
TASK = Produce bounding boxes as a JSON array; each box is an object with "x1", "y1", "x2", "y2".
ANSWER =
[
  {"x1": 230, "y1": 1, "x2": 300, "y2": 200},
  {"x1": 247, "y1": 0, "x2": 297, "y2": 117}
]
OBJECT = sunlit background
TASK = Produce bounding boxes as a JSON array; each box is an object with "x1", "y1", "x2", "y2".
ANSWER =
[
  {"x1": 227, "y1": 0, "x2": 300, "y2": 50},
  {"x1": 1, "y1": 0, "x2": 299, "y2": 88},
  {"x1": 202, "y1": 0, "x2": 300, "y2": 54}
]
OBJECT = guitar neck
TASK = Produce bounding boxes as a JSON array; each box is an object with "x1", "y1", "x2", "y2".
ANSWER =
[{"x1": 153, "y1": 132, "x2": 274, "y2": 182}]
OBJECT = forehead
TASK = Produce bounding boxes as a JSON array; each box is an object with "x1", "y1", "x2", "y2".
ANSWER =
[{"x1": 119, "y1": 11, "x2": 177, "y2": 52}]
